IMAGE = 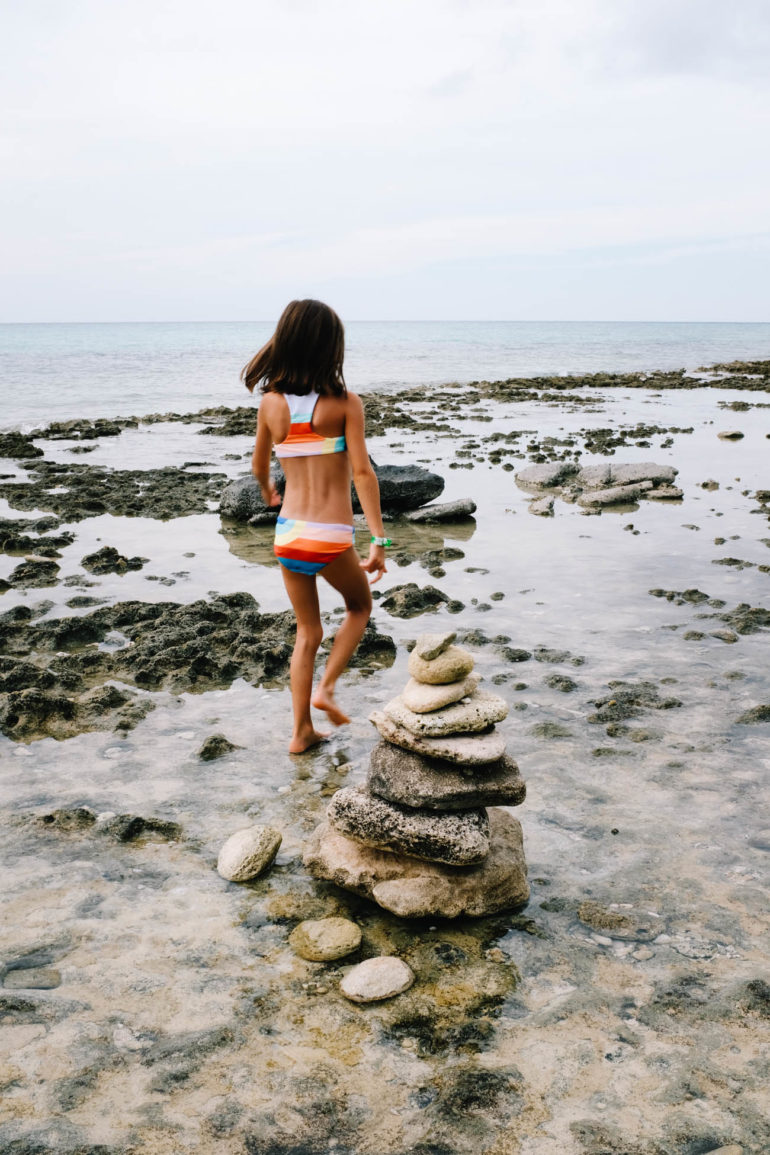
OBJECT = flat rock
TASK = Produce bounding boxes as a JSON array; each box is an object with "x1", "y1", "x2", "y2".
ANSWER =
[
  {"x1": 339, "y1": 957, "x2": 415, "y2": 1002},
  {"x1": 216, "y1": 824, "x2": 282, "y2": 882},
  {"x1": 327, "y1": 785, "x2": 489, "y2": 865},
  {"x1": 401, "y1": 672, "x2": 480, "y2": 713},
  {"x1": 516, "y1": 462, "x2": 579, "y2": 489},
  {"x1": 577, "y1": 462, "x2": 677, "y2": 489},
  {"x1": 304, "y1": 807, "x2": 529, "y2": 919},
  {"x1": 368, "y1": 741, "x2": 526, "y2": 811},
  {"x1": 577, "y1": 482, "x2": 652, "y2": 507},
  {"x1": 413, "y1": 631, "x2": 457, "y2": 661},
  {"x1": 384, "y1": 688, "x2": 508, "y2": 737},
  {"x1": 370, "y1": 710, "x2": 506, "y2": 764},
  {"x1": 289, "y1": 917, "x2": 362, "y2": 961},
  {"x1": 646, "y1": 486, "x2": 683, "y2": 500},
  {"x1": 404, "y1": 498, "x2": 476, "y2": 523},
  {"x1": 408, "y1": 644, "x2": 474, "y2": 685}
]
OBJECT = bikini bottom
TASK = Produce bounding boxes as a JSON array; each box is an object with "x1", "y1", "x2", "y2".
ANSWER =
[{"x1": 274, "y1": 516, "x2": 355, "y2": 575}]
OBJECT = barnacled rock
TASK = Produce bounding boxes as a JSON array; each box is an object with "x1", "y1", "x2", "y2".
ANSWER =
[{"x1": 327, "y1": 785, "x2": 489, "y2": 865}]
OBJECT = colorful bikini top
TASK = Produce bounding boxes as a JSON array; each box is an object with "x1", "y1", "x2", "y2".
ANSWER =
[{"x1": 274, "y1": 391, "x2": 347, "y2": 458}]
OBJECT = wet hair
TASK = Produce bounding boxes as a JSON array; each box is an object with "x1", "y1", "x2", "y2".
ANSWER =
[{"x1": 241, "y1": 299, "x2": 346, "y2": 397}]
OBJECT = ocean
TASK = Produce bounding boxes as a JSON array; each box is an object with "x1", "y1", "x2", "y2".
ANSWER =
[{"x1": 2, "y1": 320, "x2": 770, "y2": 429}]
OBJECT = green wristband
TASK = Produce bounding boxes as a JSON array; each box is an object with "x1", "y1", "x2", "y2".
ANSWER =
[{"x1": 371, "y1": 535, "x2": 392, "y2": 547}]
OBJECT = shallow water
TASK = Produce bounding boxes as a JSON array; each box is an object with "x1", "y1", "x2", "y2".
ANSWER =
[{"x1": 1, "y1": 384, "x2": 769, "y2": 1153}]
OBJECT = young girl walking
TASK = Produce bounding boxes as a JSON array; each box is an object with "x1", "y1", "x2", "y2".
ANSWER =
[{"x1": 244, "y1": 299, "x2": 388, "y2": 753}]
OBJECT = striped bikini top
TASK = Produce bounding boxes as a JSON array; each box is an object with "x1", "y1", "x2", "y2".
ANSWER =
[{"x1": 274, "y1": 391, "x2": 347, "y2": 458}]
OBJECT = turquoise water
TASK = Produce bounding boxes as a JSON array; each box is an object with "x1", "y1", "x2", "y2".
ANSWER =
[{"x1": 2, "y1": 320, "x2": 770, "y2": 428}]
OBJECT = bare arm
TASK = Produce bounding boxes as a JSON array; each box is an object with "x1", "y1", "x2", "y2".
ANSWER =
[
  {"x1": 251, "y1": 396, "x2": 281, "y2": 507},
  {"x1": 346, "y1": 393, "x2": 387, "y2": 583}
]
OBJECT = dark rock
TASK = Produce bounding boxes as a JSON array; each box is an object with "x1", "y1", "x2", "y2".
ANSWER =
[
  {"x1": 198, "y1": 733, "x2": 242, "y2": 761},
  {"x1": 588, "y1": 681, "x2": 683, "y2": 723},
  {"x1": 219, "y1": 473, "x2": 281, "y2": 523},
  {"x1": 0, "y1": 432, "x2": 43, "y2": 459},
  {"x1": 735, "y1": 704, "x2": 770, "y2": 724},
  {"x1": 96, "y1": 814, "x2": 182, "y2": 842},
  {"x1": 544, "y1": 674, "x2": 578, "y2": 692},
  {"x1": 379, "y1": 583, "x2": 449, "y2": 618},
  {"x1": 81, "y1": 546, "x2": 147, "y2": 574},
  {"x1": 4, "y1": 558, "x2": 60, "y2": 588},
  {"x1": 39, "y1": 807, "x2": 96, "y2": 832},
  {"x1": 368, "y1": 741, "x2": 526, "y2": 811}
]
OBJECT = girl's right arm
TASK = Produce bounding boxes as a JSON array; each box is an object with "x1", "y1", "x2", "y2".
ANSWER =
[
  {"x1": 345, "y1": 393, "x2": 387, "y2": 583},
  {"x1": 252, "y1": 396, "x2": 281, "y2": 507}
]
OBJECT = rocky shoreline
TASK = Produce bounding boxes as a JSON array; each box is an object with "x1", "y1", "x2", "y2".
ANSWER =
[{"x1": 1, "y1": 362, "x2": 769, "y2": 1154}]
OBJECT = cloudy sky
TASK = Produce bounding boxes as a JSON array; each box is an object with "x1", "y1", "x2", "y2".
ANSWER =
[{"x1": 2, "y1": 0, "x2": 769, "y2": 321}]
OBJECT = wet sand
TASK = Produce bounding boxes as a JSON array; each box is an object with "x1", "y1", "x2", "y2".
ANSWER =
[{"x1": 1, "y1": 367, "x2": 769, "y2": 1154}]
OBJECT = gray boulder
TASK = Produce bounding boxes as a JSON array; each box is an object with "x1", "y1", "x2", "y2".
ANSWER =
[
  {"x1": 327, "y1": 785, "x2": 489, "y2": 865},
  {"x1": 516, "y1": 462, "x2": 579, "y2": 489},
  {"x1": 368, "y1": 741, "x2": 526, "y2": 811},
  {"x1": 577, "y1": 462, "x2": 677, "y2": 490},
  {"x1": 219, "y1": 474, "x2": 280, "y2": 524},
  {"x1": 404, "y1": 498, "x2": 476, "y2": 523}
]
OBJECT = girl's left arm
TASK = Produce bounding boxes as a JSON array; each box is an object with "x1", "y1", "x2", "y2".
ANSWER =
[{"x1": 252, "y1": 399, "x2": 281, "y2": 507}]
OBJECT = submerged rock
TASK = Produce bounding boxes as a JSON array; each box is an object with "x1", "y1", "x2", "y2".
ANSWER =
[
  {"x1": 304, "y1": 808, "x2": 529, "y2": 918},
  {"x1": 383, "y1": 688, "x2": 508, "y2": 737},
  {"x1": 367, "y1": 741, "x2": 526, "y2": 811},
  {"x1": 198, "y1": 733, "x2": 242, "y2": 761},
  {"x1": 340, "y1": 957, "x2": 415, "y2": 1003},
  {"x1": 81, "y1": 546, "x2": 147, "y2": 574},
  {"x1": 289, "y1": 917, "x2": 362, "y2": 961},
  {"x1": 327, "y1": 785, "x2": 489, "y2": 865},
  {"x1": 379, "y1": 583, "x2": 448, "y2": 619},
  {"x1": 217, "y1": 825, "x2": 282, "y2": 881},
  {"x1": 370, "y1": 710, "x2": 506, "y2": 764}
]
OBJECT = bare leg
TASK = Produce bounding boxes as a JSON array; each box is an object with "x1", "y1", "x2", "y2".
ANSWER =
[
  {"x1": 311, "y1": 546, "x2": 373, "y2": 725},
  {"x1": 279, "y1": 566, "x2": 329, "y2": 753}
]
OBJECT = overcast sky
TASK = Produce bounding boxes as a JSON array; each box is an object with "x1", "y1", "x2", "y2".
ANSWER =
[{"x1": 2, "y1": 0, "x2": 769, "y2": 321}]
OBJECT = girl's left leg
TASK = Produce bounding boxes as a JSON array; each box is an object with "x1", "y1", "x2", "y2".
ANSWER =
[
  {"x1": 279, "y1": 566, "x2": 328, "y2": 753},
  {"x1": 312, "y1": 546, "x2": 373, "y2": 725}
]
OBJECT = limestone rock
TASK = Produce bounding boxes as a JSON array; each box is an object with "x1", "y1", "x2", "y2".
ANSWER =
[
  {"x1": 515, "y1": 462, "x2": 579, "y2": 489},
  {"x1": 340, "y1": 957, "x2": 415, "y2": 1002},
  {"x1": 327, "y1": 785, "x2": 489, "y2": 865},
  {"x1": 368, "y1": 741, "x2": 526, "y2": 811},
  {"x1": 647, "y1": 486, "x2": 683, "y2": 500},
  {"x1": 529, "y1": 496, "x2": 554, "y2": 516},
  {"x1": 384, "y1": 688, "x2": 508, "y2": 737},
  {"x1": 577, "y1": 482, "x2": 652, "y2": 507},
  {"x1": 216, "y1": 824, "x2": 282, "y2": 882},
  {"x1": 401, "y1": 672, "x2": 480, "y2": 713},
  {"x1": 404, "y1": 498, "x2": 476, "y2": 523},
  {"x1": 370, "y1": 710, "x2": 505, "y2": 764},
  {"x1": 408, "y1": 644, "x2": 474, "y2": 685},
  {"x1": 289, "y1": 917, "x2": 362, "y2": 961},
  {"x1": 304, "y1": 808, "x2": 529, "y2": 919},
  {"x1": 577, "y1": 462, "x2": 677, "y2": 489},
  {"x1": 413, "y1": 631, "x2": 457, "y2": 661}
]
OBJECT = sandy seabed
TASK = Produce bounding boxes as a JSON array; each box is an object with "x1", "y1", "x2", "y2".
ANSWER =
[{"x1": 1, "y1": 369, "x2": 769, "y2": 1155}]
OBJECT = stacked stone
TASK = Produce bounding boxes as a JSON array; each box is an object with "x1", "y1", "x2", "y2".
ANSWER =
[{"x1": 304, "y1": 632, "x2": 529, "y2": 919}]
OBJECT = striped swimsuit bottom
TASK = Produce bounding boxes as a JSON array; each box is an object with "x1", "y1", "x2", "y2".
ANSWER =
[{"x1": 274, "y1": 516, "x2": 355, "y2": 575}]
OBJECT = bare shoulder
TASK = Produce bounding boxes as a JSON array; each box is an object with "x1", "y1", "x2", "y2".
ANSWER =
[
  {"x1": 344, "y1": 391, "x2": 364, "y2": 416},
  {"x1": 259, "y1": 391, "x2": 285, "y2": 414}
]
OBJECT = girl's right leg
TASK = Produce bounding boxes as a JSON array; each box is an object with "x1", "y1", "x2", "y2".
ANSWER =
[{"x1": 279, "y1": 565, "x2": 328, "y2": 753}]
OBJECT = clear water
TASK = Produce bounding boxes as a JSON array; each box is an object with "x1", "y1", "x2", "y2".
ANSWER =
[{"x1": 2, "y1": 320, "x2": 770, "y2": 428}]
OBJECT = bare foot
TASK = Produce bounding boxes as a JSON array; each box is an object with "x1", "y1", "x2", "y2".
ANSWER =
[
  {"x1": 311, "y1": 688, "x2": 351, "y2": 727},
  {"x1": 288, "y1": 727, "x2": 329, "y2": 754}
]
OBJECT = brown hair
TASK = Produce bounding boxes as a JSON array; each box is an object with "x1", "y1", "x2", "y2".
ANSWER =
[{"x1": 241, "y1": 299, "x2": 346, "y2": 396}]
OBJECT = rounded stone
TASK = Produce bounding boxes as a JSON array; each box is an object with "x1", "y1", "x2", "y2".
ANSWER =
[
  {"x1": 408, "y1": 645, "x2": 474, "y2": 685},
  {"x1": 339, "y1": 957, "x2": 415, "y2": 1003},
  {"x1": 216, "y1": 825, "x2": 282, "y2": 882},
  {"x1": 401, "y1": 672, "x2": 480, "y2": 714},
  {"x1": 289, "y1": 917, "x2": 362, "y2": 961}
]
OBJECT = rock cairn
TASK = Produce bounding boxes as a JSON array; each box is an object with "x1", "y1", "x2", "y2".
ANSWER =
[{"x1": 304, "y1": 632, "x2": 529, "y2": 919}]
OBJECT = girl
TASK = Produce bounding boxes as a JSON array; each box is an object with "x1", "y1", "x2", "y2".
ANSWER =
[{"x1": 244, "y1": 299, "x2": 388, "y2": 754}]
